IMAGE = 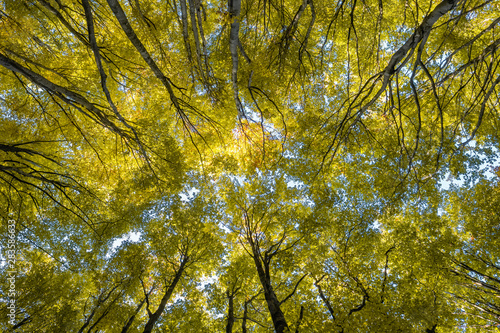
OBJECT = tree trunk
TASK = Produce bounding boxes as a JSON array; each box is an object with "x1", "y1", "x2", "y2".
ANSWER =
[
  {"x1": 316, "y1": 283, "x2": 335, "y2": 320},
  {"x1": 225, "y1": 290, "x2": 235, "y2": 333},
  {"x1": 249, "y1": 239, "x2": 289, "y2": 332},
  {"x1": 228, "y1": 0, "x2": 244, "y2": 117},
  {"x1": 142, "y1": 257, "x2": 188, "y2": 333}
]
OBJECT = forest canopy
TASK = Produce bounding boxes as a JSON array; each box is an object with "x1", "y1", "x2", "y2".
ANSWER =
[{"x1": 0, "y1": 0, "x2": 499, "y2": 331}]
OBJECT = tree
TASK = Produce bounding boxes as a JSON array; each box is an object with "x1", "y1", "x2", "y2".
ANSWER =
[
  {"x1": 1, "y1": 0, "x2": 499, "y2": 331},
  {"x1": 222, "y1": 173, "x2": 311, "y2": 332}
]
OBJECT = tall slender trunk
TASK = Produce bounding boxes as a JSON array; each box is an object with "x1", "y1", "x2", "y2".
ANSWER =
[
  {"x1": 242, "y1": 300, "x2": 248, "y2": 333},
  {"x1": 142, "y1": 257, "x2": 188, "y2": 333},
  {"x1": 249, "y1": 239, "x2": 289, "y2": 332},
  {"x1": 122, "y1": 294, "x2": 148, "y2": 333},
  {"x1": 228, "y1": 0, "x2": 244, "y2": 116},
  {"x1": 315, "y1": 283, "x2": 335, "y2": 320},
  {"x1": 226, "y1": 290, "x2": 235, "y2": 333}
]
